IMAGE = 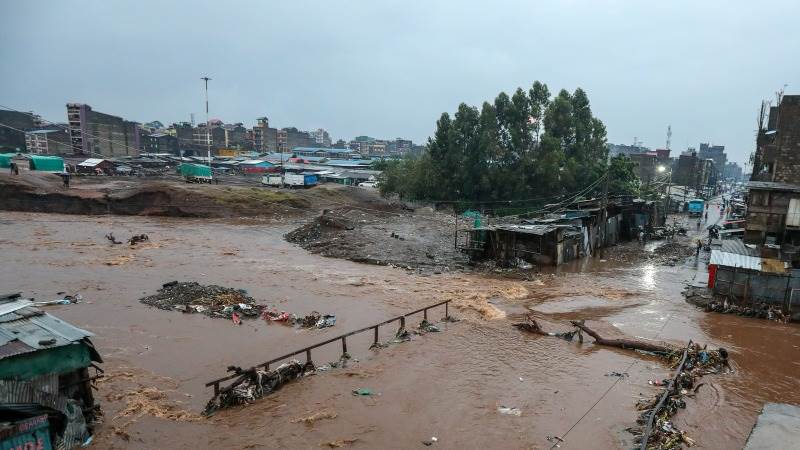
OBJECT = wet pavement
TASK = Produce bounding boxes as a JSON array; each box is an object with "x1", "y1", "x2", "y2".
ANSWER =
[{"x1": 1, "y1": 200, "x2": 798, "y2": 449}]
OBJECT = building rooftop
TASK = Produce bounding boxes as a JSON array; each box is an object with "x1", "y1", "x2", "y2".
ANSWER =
[
  {"x1": 0, "y1": 297, "x2": 94, "y2": 360},
  {"x1": 747, "y1": 181, "x2": 800, "y2": 192}
]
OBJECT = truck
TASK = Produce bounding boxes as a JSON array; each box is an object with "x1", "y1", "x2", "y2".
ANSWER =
[
  {"x1": 260, "y1": 173, "x2": 318, "y2": 188},
  {"x1": 688, "y1": 199, "x2": 705, "y2": 217},
  {"x1": 179, "y1": 163, "x2": 213, "y2": 183}
]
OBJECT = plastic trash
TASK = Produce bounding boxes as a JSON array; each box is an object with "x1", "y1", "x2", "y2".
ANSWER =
[
  {"x1": 316, "y1": 314, "x2": 336, "y2": 328},
  {"x1": 231, "y1": 312, "x2": 242, "y2": 325},
  {"x1": 497, "y1": 406, "x2": 522, "y2": 416},
  {"x1": 698, "y1": 351, "x2": 710, "y2": 364},
  {"x1": 352, "y1": 388, "x2": 373, "y2": 396}
]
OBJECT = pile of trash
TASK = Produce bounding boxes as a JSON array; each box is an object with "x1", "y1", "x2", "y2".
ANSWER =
[
  {"x1": 630, "y1": 343, "x2": 729, "y2": 449},
  {"x1": 204, "y1": 361, "x2": 309, "y2": 415},
  {"x1": 259, "y1": 309, "x2": 337, "y2": 328},
  {"x1": 704, "y1": 298, "x2": 796, "y2": 322},
  {"x1": 140, "y1": 281, "x2": 256, "y2": 318}
]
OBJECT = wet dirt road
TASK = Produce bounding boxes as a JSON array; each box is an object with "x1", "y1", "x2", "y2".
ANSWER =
[{"x1": 1, "y1": 207, "x2": 798, "y2": 449}]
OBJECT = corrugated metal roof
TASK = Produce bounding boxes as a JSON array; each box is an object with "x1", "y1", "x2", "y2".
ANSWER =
[
  {"x1": 77, "y1": 158, "x2": 108, "y2": 167},
  {"x1": 748, "y1": 181, "x2": 800, "y2": 193},
  {"x1": 0, "y1": 299, "x2": 32, "y2": 316},
  {"x1": 476, "y1": 224, "x2": 559, "y2": 236},
  {"x1": 717, "y1": 239, "x2": 760, "y2": 256},
  {"x1": 0, "y1": 304, "x2": 93, "y2": 361},
  {"x1": 709, "y1": 250, "x2": 761, "y2": 270}
]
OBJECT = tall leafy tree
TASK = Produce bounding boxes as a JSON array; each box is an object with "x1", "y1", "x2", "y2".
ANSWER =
[{"x1": 378, "y1": 81, "x2": 640, "y2": 210}]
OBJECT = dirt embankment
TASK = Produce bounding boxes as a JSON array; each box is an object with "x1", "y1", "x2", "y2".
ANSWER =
[
  {"x1": 286, "y1": 207, "x2": 469, "y2": 272},
  {"x1": 0, "y1": 173, "x2": 384, "y2": 218}
]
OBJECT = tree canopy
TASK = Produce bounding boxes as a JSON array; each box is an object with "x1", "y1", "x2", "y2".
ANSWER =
[{"x1": 379, "y1": 82, "x2": 639, "y2": 211}]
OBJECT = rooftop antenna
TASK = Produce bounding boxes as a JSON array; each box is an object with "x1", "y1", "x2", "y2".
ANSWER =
[{"x1": 666, "y1": 125, "x2": 672, "y2": 150}]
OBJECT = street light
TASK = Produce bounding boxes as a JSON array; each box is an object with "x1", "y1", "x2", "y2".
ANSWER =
[
  {"x1": 201, "y1": 76, "x2": 212, "y2": 179},
  {"x1": 657, "y1": 165, "x2": 673, "y2": 224}
]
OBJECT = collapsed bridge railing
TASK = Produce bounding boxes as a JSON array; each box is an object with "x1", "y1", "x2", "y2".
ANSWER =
[{"x1": 205, "y1": 299, "x2": 452, "y2": 399}]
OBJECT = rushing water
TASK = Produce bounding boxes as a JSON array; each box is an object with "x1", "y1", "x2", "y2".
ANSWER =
[{"x1": 0, "y1": 208, "x2": 797, "y2": 449}]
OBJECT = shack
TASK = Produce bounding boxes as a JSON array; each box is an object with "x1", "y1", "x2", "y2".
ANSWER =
[
  {"x1": 461, "y1": 224, "x2": 580, "y2": 266},
  {"x1": 0, "y1": 294, "x2": 102, "y2": 449},
  {"x1": 708, "y1": 239, "x2": 797, "y2": 308},
  {"x1": 75, "y1": 158, "x2": 113, "y2": 175},
  {"x1": 28, "y1": 155, "x2": 64, "y2": 173}
]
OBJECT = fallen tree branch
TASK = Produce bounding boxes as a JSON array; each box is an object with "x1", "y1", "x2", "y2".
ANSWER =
[
  {"x1": 513, "y1": 315, "x2": 581, "y2": 341},
  {"x1": 569, "y1": 320, "x2": 675, "y2": 354}
]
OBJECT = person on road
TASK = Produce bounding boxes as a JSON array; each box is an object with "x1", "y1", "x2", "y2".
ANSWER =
[
  {"x1": 704, "y1": 211, "x2": 708, "y2": 222},
  {"x1": 696, "y1": 240, "x2": 702, "y2": 257},
  {"x1": 696, "y1": 219, "x2": 701, "y2": 231}
]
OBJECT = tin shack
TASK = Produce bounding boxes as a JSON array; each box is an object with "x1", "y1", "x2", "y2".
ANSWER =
[{"x1": 0, "y1": 294, "x2": 102, "y2": 449}]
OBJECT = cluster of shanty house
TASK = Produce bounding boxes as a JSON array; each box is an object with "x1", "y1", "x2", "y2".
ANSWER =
[{"x1": 460, "y1": 196, "x2": 661, "y2": 266}]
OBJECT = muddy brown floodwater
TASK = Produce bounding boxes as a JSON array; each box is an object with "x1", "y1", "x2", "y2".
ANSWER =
[{"x1": 1, "y1": 207, "x2": 798, "y2": 449}]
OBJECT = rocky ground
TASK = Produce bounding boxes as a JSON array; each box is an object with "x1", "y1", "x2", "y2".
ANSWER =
[{"x1": 285, "y1": 207, "x2": 469, "y2": 272}]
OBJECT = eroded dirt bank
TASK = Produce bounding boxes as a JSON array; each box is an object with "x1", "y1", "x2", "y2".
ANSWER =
[
  {"x1": 2, "y1": 211, "x2": 799, "y2": 449},
  {"x1": 0, "y1": 172, "x2": 402, "y2": 219}
]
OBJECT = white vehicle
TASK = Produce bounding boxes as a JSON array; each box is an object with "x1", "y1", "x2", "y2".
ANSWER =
[
  {"x1": 261, "y1": 173, "x2": 318, "y2": 188},
  {"x1": 358, "y1": 181, "x2": 378, "y2": 188},
  {"x1": 261, "y1": 175, "x2": 283, "y2": 186}
]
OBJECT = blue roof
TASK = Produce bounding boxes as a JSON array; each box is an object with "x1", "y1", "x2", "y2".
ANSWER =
[
  {"x1": 326, "y1": 159, "x2": 373, "y2": 166},
  {"x1": 293, "y1": 147, "x2": 332, "y2": 152}
]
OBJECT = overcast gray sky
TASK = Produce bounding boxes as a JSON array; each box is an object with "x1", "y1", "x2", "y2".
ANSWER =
[{"x1": 1, "y1": 1, "x2": 798, "y2": 165}]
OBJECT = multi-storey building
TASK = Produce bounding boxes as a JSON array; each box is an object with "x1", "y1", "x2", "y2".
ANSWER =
[
  {"x1": 66, "y1": 103, "x2": 141, "y2": 157},
  {"x1": 24, "y1": 129, "x2": 72, "y2": 155},
  {"x1": 308, "y1": 128, "x2": 331, "y2": 147},
  {"x1": 746, "y1": 95, "x2": 800, "y2": 247}
]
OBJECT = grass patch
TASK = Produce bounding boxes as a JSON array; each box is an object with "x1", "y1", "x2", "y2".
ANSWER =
[{"x1": 206, "y1": 187, "x2": 311, "y2": 209}]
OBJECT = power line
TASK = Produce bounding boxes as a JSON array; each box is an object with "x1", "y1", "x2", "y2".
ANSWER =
[{"x1": 549, "y1": 310, "x2": 679, "y2": 449}]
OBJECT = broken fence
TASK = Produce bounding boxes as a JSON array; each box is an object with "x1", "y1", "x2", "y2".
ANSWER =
[{"x1": 205, "y1": 299, "x2": 452, "y2": 397}]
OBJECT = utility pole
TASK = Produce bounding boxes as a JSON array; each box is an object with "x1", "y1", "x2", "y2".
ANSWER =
[
  {"x1": 201, "y1": 76, "x2": 212, "y2": 179},
  {"x1": 453, "y1": 206, "x2": 458, "y2": 249},
  {"x1": 600, "y1": 167, "x2": 609, "y2": 250}
]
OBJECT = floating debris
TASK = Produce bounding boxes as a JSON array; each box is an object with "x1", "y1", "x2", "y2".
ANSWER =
[{"x1": 140, "y1": 281, "x2": 256, "y2": 318}]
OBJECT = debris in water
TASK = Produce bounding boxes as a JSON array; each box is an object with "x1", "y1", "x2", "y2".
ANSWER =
[
  {"x1": 291, "y1": 408, "x2": 338, "y2": 425},
  {"x1": 204, "y1": 361, "x2": 307, "y2": 415},
  {"x1": 497, "y1": 406, "x2": 522, "y2": 416},
  {"x1": 606, "y1": 372, "x2": 629, "y2": 378},
  {"x1": 140, "y1": 281, "x2": 257, "y2": 318},
  {"x1": 322, "y1": 438, "x2": 359, "y2": 448},
  {"x1": 351, "y1": 388, "x2": 373, "y2": 396},
  {"x1": 127, "y1": 233, "x2": 149, "y2": 246}
]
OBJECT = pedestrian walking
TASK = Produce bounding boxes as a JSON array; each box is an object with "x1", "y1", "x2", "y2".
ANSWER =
[
  {"x1": 696, "y1": 219, "x2": 701, "y2": 231},
  {"x1": 696, "y1": 240, "x2": 702, "y2": 257},
  {"x1": 704, "y1": 211, "x2": 708, "y2": 222}
]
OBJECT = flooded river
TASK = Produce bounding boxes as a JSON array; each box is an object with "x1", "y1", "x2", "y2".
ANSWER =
[{"x1": 1, "y1": 209, "x2": 798, "y2": 449}]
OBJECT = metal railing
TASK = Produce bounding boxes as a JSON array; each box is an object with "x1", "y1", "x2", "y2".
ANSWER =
[{"x1": 205, "y1": 299, "x2": 452, "y2": 396}]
